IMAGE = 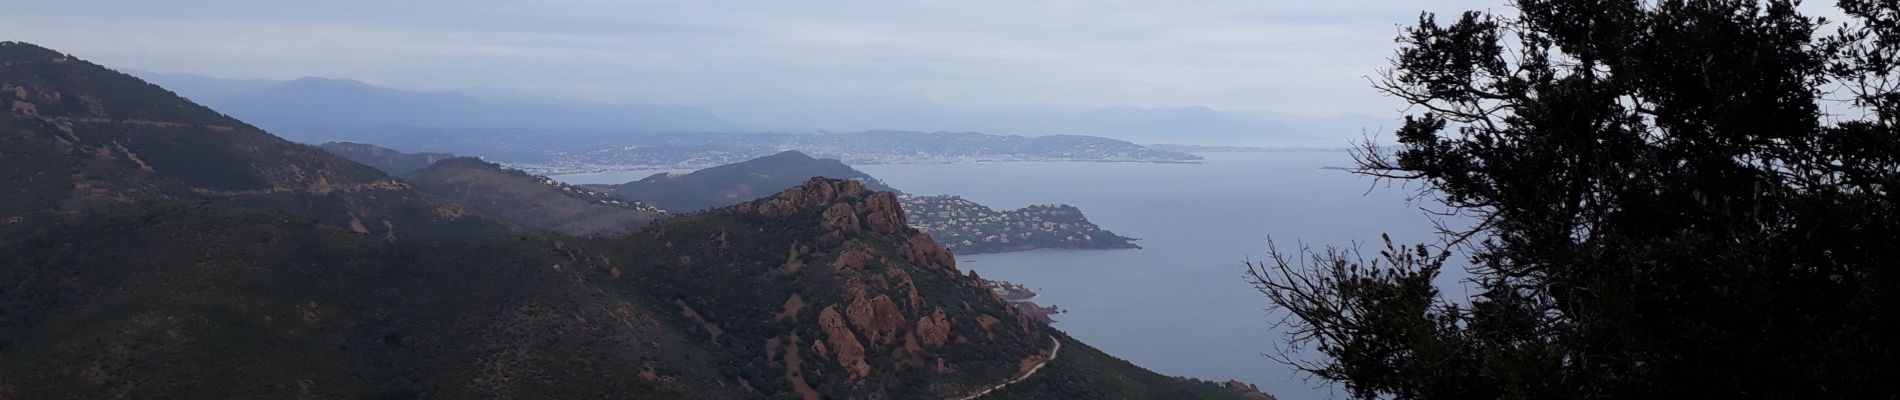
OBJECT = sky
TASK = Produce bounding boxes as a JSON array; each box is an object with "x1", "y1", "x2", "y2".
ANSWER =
[
  {"x1": 0, "y1": 0, "x2": 1534, "y2": 118},
  {"x1": 1, "y1": 1, "x2": 1857, "y2": 120}
]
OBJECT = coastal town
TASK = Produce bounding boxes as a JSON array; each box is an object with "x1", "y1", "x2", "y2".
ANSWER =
[{"x1": 900, "y1": 195, "x2": 1140, "y2": 254}]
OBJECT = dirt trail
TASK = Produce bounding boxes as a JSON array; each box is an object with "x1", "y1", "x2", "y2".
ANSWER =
[{"x1": 950, "y1": 335, "x2": 1061, "y2": 400}]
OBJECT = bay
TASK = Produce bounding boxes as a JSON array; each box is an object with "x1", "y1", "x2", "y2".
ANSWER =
[{"x1": 861, "y1": 151, "x2": 1470, "y2": 400}]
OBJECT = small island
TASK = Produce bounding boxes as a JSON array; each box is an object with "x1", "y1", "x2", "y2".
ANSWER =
[{"x1": 900, "y1": 195, "x2": 1140, "y2": 255}]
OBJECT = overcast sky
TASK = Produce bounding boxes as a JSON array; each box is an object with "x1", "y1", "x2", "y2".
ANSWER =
[{"x1": 4, "y1": 0, "x2": 1820, "y2": 118}]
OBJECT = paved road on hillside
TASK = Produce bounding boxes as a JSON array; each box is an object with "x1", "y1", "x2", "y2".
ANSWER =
[{"x1": 951, "y1": 335, "x2": 1062, "y2": 400}]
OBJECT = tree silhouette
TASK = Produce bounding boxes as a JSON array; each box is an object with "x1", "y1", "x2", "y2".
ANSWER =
[{"x1": 1251, "y1": 1, "x2": 1900, "y2": 398}]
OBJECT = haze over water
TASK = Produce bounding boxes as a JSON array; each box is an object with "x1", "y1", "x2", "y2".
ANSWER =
[{"x1": 861, "y1": 151, "x2": 1466, "y2": 400}]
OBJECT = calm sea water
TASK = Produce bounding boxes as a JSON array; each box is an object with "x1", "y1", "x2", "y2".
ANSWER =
[{"x1": 861, "y1": 152, "x2": 1470, "y2": 400}]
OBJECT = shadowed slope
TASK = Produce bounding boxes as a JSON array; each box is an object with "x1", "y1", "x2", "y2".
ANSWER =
[
  {"x1": 595, "y1": 150, "x2": 895, "y2": 212},
  {"x1": 0, "y1": 41, "x2": 508, "y2": 239},
  {"x1": 402, "y1": 157, "x2": 666, "y2": 235}
]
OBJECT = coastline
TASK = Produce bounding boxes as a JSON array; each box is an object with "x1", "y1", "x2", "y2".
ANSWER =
[
  {"x1": 951, "y1": 241, "x2": 1143, "y2": 256},
  {"x1": 529, "y1": 158, "x2": 1204, "y2": 177}
]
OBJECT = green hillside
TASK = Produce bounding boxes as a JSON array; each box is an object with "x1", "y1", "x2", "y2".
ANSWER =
[
  {"x1": 0, "y1": 41, "x2": 510, "y2": 239},
  {"x1": 402, "y1": 157, "x2": 666, "y2": 235},
  {"x1": 594, "y1": 150, "x2": 896, "y2": 212}
]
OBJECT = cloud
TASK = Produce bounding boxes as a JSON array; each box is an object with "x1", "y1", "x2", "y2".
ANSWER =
[{"x1": 0, "y1": 1, "x2": 1550, "y2": 117}]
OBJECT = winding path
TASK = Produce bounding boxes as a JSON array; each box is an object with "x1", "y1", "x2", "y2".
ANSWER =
[{"x1": 950, "y1": 335, "x2": 1062, "y2": 400}]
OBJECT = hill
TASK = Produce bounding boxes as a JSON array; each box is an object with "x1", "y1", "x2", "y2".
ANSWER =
[
  {"x1": 0, "y1": 179, "x2": 1252, "y2": 399},
  {"x1": 591, "y1": 150, "x2": 1141, "y2": 254},
  {"x1": 0, "y1": 42, "x2": 1256, "y2": 399},
  {"x1": 401, "y1": 157, "x2": 666, "y2": 235},
  {"x1": 594, "y1": 150, "x2": 896, "y2": 212},
  {"x1": 320, "y1": 141, "x2": 458, "y2": 176},
  {"x1": 0, "y1": 41, "x2": 509, "y2": 239}
]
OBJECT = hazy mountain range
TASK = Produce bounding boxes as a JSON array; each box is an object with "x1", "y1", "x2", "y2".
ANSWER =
[{"x1": 133, "y1": 70, "x2": 1389, "y2": 147}]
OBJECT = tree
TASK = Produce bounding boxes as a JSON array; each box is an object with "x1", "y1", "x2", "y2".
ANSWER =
[{"x1": 1249, "y1": 1, "x2": 1900, "y2": 398}]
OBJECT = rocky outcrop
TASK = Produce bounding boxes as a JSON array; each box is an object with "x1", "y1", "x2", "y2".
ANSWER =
[
  {"x1": 901, "y1": 233, "x2": 957, "y2": 270},
  {"x1": 830, "y1": 245, "x2": 873, "y2": 271},
  {"x1": 710, "y1": 178, "x2": 1058, "y2": 395},
  {"x1": 915, "y1": 308, "x2": 952, "y2": 348},
  {"x1": 846, "y1": 295, "x2": 906, "y2": 345},
  {"x1": 1226, "y1": 380, "x2": 1279, "y2": 400},
  {"x1": 821, "y1": 203, "x2": 862, "y2": 233},
  {"x1": 816, "y1": 306, "x2": 871, "y2": 379},
  {"x1": 862, "y1": 191, "x2": 908, "y2": 233},
  {"x1": 737, "y1": 177, "x2": 871, "y2": 218}
]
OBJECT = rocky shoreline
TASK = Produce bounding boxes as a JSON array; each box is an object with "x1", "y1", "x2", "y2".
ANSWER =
[{"x1": 988, "y1": 280, "x2": 1063, "y2": 324}]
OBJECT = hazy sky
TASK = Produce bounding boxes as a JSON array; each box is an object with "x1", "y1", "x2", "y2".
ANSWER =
[{"x1": 2, "y1": 1, "x2": 1831, "y2": 118}]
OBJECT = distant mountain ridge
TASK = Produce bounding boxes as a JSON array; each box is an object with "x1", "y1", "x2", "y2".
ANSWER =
[
  {"x1": 519, "y1": 130, "x2": 1202, "y2": 175},
  {"x1": 134, "y1": 70, "x2": 1376, "y2": 151},
  {"x1": 133, "y1": 72, "x2": 739, "y2": 137}
]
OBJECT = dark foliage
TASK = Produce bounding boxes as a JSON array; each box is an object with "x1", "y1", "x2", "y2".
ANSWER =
[
  {"x1": 595, "y1": 150, "x2": 895, "y2": 212},
  {"x1": 1250, "y1": 1, "x2": 1900, "y2": 399},
  {"x1": 401, "y1": 157, "x2": 666, "y2": 235}
]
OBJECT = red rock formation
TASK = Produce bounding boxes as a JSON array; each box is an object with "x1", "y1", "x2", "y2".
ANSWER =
[
  {"x1": 816, "y1": 231, "x2": 846, "y2": 248},
  {"x1": 915, "y1": 308, "x2": 951, "y2": 348},
  {"x1": 884, "y1": 267, "x2": 925, "y2": 310},
  {"x1": 846, "y1": 295, "x2": 905, "y2": 344},
  {"x1": 830, "y1": 245, "x2": 873, "y2": 271},
  {"x1": 821, "y1": 203, "x2": 862, "y2": 233},
  {"x1": 863, "y1": 192, "x2": 908, "y2": 233},
  {"x1": 976, "y1": 314, "x2": 1002, "y2": 333},
  {"x1": 901, "y1": 234, "x2": 957, "y2": 270},
  {"x1": 817, "y1": 305, "x2": 872, "y2": 379},
  {"x1": 745, "y1": 178, "x2": 872, "y2": 218},
  {"x1": 1225, "y1": 380, "x2": 1278, "y2": 399}
]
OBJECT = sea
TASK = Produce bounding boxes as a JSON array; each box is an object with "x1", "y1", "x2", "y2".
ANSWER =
[
  {"x1": 862, "y1": 152, "x2": 1472, "y2": 400},
  {"x1": 553, "y1": 151, "x2": 1470, "y2": 400}
]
